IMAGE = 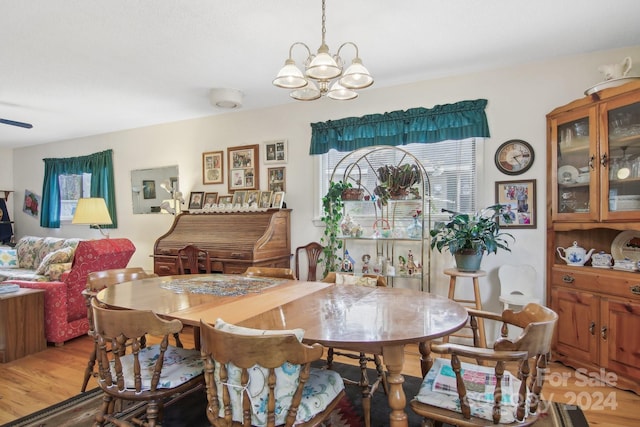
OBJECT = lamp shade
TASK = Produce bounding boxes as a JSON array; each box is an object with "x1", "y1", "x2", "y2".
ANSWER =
[
  {"x1": 290, "y1": 81, "x2": 322, "y2": 101},
  {"x1": 340, "y1": 58, "x2": 374, "y2": 89},
  {"x1": 327, "y1": 81, "x2": 358, "y2": 100},
  {"x1": 72, "y1": 198, "x2": 113, "y2": 226},
  {"x1": 273, "y1": 59, "x2": 307, "y2": 89},
  {"x1": 305, "y1": 50, "x2": 341, "y2": 80}
]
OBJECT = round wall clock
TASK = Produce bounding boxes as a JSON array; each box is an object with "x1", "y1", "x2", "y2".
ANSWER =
[{"x1": 495, "y1": 139, "x2": 535, "y2": 175}]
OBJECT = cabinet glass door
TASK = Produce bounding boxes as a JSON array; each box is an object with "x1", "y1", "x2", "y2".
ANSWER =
[
  {"x1": 603, "y1": 98, "x2": 640, "y2": 219},
  {"x1": 553, "y1": 108, "x2": 598, "y2": 221}
]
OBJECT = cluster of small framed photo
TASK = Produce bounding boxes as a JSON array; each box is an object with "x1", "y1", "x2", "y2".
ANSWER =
[
  {"x1": 187, "y1": 190, "x2": 285, "y2": 211},
  {"x1": 195, "y1": 139, "x2": 287, "y2": 212}
]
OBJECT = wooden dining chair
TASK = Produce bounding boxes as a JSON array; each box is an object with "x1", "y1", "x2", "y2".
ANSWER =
[
  {"x1": 199, "y1": 318, "x2": 345, "y2": 427},
  {"x1": 177, "y1": 244, "x2": 211, "y2": 274},
  {"x1": 295, "y1": 241, "x2": 324, "y2": 281},
  {"x1": 410, "y1": 303, "x2": 558, "y2": 426},
  {"x1": 91, "y1": 298, "x2": 204, "y2": 427},
  {"x1": 322, "y1": 271, "x2": 389, "y2": 427},
  {"x1": 81, "y1": 267, "x2": 160, "y2": 392},
  {"x1": 242, "y1": 266, "x2": 296, "y2": 280}
]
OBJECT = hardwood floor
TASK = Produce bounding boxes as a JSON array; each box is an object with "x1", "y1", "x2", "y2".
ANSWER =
[{"x1": 0, "y1": 327, "x2": 637, "y2": 426}]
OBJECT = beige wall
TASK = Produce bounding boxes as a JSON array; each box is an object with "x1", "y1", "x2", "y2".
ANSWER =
[{"x1": 9, "y1": 45, "x2": 640, "y2": 313}]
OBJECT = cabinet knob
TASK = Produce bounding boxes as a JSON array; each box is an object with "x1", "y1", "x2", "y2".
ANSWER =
[
  {"x1": 601, "y1": 325, "x2": 608, "y2": 340},
  {"x1": 630, "y1": 285, "x2": 640, "y2": 295},
  {"x1": 562, "y1": 275, "x2": 575, "y2": 283},
  {"x1": 589, "y1": 321, "x2": 595, "y2": 335},
  {"x1": 601, "y1": 153, "x2": 608, "y2": 167},
  {"x1": 589, "y1": 155, "x2": 595, "y2": 170}
]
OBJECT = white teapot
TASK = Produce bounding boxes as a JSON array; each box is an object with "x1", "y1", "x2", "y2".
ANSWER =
[
  {"x1": 556, "y1": 241, "x2": 595, "y2": 266},
  {"x1": 598, "y1": 57, "x2": 632, "y2": 81}
]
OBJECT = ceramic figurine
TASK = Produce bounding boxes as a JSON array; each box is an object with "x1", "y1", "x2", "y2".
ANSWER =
[{"x1": 362, "y1": 254, "x2": 371, "y2": 274}]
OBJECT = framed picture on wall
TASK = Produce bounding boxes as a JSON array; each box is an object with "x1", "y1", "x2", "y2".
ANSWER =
[
  {"x1": 268, "y1": 166, "x2": 286, "y2": 192},
  {"x1": 264, "y1": 139, "x2": 287, "y2": 164},
  {"x1": 495, "y1": 179, "x2": 536, "y2": 229},
  {"x1": 142, "y1": 180, "x2": 156, "y2": 199},
  {"x1": 228, "y1": 144, "x2": 259, "y2": 191},
  {"x1": 23, "y1": 190, "x2": 40, "y2": 217},
  {"x1": 202, "y1": 151, "x2": 224, "y2": 184}
]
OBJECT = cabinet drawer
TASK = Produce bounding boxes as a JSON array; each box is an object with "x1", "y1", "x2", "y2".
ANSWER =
[
  {"x1": 552, "y1": 266, "x2": 640, "y2": 300},
  {"x1": 154, "y1": 259, "x2": 179, "y2": 276}
]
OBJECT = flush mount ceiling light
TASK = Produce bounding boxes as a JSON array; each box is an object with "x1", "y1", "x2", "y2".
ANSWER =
[
  {"x1": 272, "y1": 0, "x2": 373, "y2": 101},
  {"x1": 210, "y1": 88, "x2": 244, "y2": 109}
]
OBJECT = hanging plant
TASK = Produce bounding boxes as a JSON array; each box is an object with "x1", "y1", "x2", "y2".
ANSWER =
[{"x1": 319, "y1": 180, "x2": 351, "y2": 277}]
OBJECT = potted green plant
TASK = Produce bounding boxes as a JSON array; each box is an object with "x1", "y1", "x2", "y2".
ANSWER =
[
  {"x1": 319, "y1": 180, "x2": 351, "y2": 276},
  {"x1": 429, "y1": 204, "x2": 514, "y2": 272},
  {"x1": 373, "y1": 164, "x2": 421, "y2": 206}
]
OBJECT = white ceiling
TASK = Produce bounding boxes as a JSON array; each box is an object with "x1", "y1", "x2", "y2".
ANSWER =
[{"x1": 1, "y1": 0, "x2": 640, "y2": 149}]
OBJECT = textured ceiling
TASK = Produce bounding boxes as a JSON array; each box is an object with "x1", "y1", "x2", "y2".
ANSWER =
[{"x1": 1, "y1": 0, "x2": 640, "y2": 148}]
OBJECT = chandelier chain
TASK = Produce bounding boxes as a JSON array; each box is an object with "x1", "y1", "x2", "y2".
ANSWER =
[
  {"x1": 321, "y1": 0, "x2": 327, "y2": 46},
  {"x1": 272, "y1": 0, "x2": 373, "y2": 101}
]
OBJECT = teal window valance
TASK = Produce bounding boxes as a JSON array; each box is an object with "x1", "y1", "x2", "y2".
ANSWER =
[
  {"x1": 309, "y1": 99, "x2": 490, "y2": 155},
  {"x1": 41, "y1": 149, "x2": 117, "y2": 229}
]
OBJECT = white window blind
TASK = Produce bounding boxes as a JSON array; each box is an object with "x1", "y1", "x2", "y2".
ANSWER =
[
  {"x1": 320, "y1": 139, "x2": 478, "y2": 222},
  {"x1": 59, "y1": 173, "x2": 92, "y2": 221}
]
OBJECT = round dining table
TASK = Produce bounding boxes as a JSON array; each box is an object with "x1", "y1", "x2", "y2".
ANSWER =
[{"x1": 96, "y1": 274, "x2": 468, "y2": 427}]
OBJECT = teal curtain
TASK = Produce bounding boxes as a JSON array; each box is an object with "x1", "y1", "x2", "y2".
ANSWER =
[
  {"x1": 309, "y1": 99, "x2": 490, "y2": 155},
  {"x1": 41, "y1": 149, "x2": 117, "y2": 228}
]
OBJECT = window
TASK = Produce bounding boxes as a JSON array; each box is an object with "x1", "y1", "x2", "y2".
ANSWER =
[
  {"x1": 319, "y1": 139, "x2": 480, "y2": 223},
  {"x1": 58, "y1": 173, "x2": 92, "y2": 221},
  {"x1": 41, "y1": 149, "x2": 116, "y2": 228}
]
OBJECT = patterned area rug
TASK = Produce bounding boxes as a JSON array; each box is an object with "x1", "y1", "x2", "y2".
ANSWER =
[{"x1": 1, "y1": 362, "x2": 589, "y2": 427}]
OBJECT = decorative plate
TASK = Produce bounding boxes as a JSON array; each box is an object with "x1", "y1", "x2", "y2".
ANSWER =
[
  {"x1": 557, "y1": 165, "x2": 579, "y2": 184},
  {"x1": 611, "y1": 230, "x2": 640, "y2": 263}
]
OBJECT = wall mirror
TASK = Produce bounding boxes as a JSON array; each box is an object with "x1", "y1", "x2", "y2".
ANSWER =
[{"x1": 131, "y1": 165, "x2": 179, "y2": 214}]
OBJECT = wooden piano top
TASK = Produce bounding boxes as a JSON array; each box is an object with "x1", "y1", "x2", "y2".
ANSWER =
[{"x1": 153, "y1": 209, "x2": 291, "y2": 256}]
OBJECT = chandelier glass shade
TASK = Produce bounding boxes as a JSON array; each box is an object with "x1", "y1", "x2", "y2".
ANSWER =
[{"x1": 272, "y1": 0, "x2": 373, "y2": 101}]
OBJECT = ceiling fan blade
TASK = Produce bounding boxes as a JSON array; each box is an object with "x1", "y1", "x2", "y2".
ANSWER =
[{"x1": 0, "y1": 118, "x2": 33, "y2": 129}]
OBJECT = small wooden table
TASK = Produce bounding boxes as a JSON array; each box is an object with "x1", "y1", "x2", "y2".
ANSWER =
[
  {"x1": 0, "y1": 288, "x2": 46, "y2": 362},
  {"x1": 97, "y1": 274, "x2": 468, "y2": 427}
]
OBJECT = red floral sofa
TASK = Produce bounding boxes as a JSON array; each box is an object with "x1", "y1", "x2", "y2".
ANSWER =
[{"x1": 5, "y1": 238, "x2": 135, "y2": 346}]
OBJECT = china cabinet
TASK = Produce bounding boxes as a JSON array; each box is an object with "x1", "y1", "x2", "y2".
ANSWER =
[
  {"x1": 546, "y1": 79, "x2": 640, "y2": 393},
  {"x1": 329, "y1": 146, "x2": 431, "y2": 291}
]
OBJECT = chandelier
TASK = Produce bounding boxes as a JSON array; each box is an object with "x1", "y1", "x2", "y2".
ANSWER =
[{"x1": 272, "y1": 0, "x2": 373, "y2": 101}]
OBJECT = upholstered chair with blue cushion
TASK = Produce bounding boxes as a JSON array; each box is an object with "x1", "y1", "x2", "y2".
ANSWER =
[
  {"x1": 81, "y1": 267, "x2": 160, "y2": 392},
  {"x1": 410, "y1": 303, "x2": 558, "y2": 426},
  {"x1": 91, "y1": 299, "x2": 204, "y2": 427},
  {"x1": 199, "y1": 318, "x2": 345, "y2": 427}
]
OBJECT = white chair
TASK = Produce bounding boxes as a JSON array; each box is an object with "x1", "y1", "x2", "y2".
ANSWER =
[{"x1": 498, "y1": 264, "x2": 541, "y2": 310}]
